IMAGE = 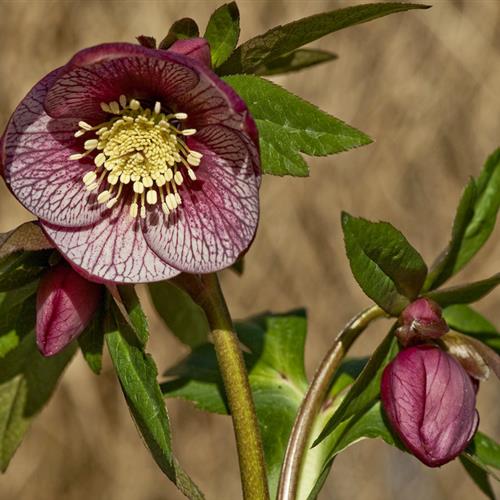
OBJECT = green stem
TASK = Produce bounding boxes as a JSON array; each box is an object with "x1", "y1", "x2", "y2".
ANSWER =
[
  {"x1": 277, "y1": 304, "x2": 385, "y2": 500},
  {"x1": 176, "y1": 273, "x2": 270, "y2": 500}
]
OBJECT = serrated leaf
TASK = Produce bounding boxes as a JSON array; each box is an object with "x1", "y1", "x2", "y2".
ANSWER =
[
  {"x1": 149, "y1": 281, "x2": 208, "y2": 348},
  {"x1": 315, "y1": 330, "x2": 398, "y2": 446},
  {"x1": 223, "y1": 75, "x2": 371, "y2": 176},
  {"x1": 204, "y1": 2, "x2": 240, "y2": 67},
  {"x1": 0, "y1": 333, "x2": 75, "y2": 471},
  {"x1": 218, "y1": 3, "x2": 429, "y2": 75},
  {"x1": 254, "y1": 48, "x2": 337, "y2": 76},
  {"x1": 426, "y1": 149, "x2": 500, "y2": 291},
  {"x1": 106, "y1": 304, "x2": 204, "y2": 499},
  {"x1": 341, "y1": 213, "x2": 427, "y2": 315},
  {"x1": 426, "y1": 273, "x2": 500, "y2": 308},
  {"x1": 159, "y1": 18, "x2": 200, "y2": 50},
  {"x1": 443, "y1": 305, "x2": 500, "y2": 355}
]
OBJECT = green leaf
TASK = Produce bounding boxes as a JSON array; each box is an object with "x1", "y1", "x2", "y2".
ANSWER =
[
  {"x1": 223, "y1": 75, "x2": 371, "y2": 176},
  {"x1": 78, "y1": 306, "x2": 105, "y2": 375},
  {"x1": 106, "y1": 304, "x2": 204, "y2": 499},
  {"x1": 341, "y1": 213, "x2": 427, "y2": 315},
  {"x1": 315, "y1": 330, "x2": 398, "y2": 446},
  {"x1": 204, "y1": 2, "x2": 240, "y2": 68},
  {"x1": 218, "y1": 3, "x2": 429, "y2": 75},
  {"x1": 149, "y1": 281, "x2": 209, "y2": 348},
  {"x1": 0, "y1": 251, "x2": 51, "y2": 292},
  {"x1": 425, "y1": 149, "x2": 500, "y2": 290},
  {"x1": 117, "y1": 285, "x2": 149, "y2": 345},
  {"x1": 0, "y1": 333, "x2": 75, "y2": 471},
  {"x1": 460, "y1": 456, "x2": 496, "y2": 500},
  {"x1": 443, "y1": 305, "x2": 500, "y2": 354},
  {"x1": 254, "y1": 48, "x2": 337, "y2": 76},
  {"x1": 159, "y1": 18, "x2": 200, "y2": 50},
  {"x1": 426, "y1": 273, "x2": 500, "y2": 308}
]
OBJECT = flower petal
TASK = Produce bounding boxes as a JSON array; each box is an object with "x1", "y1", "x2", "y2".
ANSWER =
[
  {"x1": 2, "y1": 70, "x2": 108, "y2": 227},
  {"x1": 168, "y1": 38, "x2": 211, "y2": 68},
  {"x1": 44, "y1": 43, "x2": 252, "y2": 132},
  {"x1": 41, "y1": 200, "x2": 180, "y2": 284},
  {"x1": 143, "y1": 125, "x2": 259, "y2": 273}
]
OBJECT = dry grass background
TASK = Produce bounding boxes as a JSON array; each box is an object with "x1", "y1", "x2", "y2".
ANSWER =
[{"x1": 0, "y1": 0, "x2": 499, "y2": 499}]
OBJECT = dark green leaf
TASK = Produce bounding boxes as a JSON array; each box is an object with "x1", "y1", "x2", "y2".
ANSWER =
[
  {"x1": 159, "y1": 18, "x2": 200, "y2": 50},
  {"x1": 149, "y1": 281, "x2": 209, "y2": 348},
  {"x1": 204, "y1": 2, "x2": 240, "y2": 67},
  {"x1": 426, "y1": 273, "x2": 500, "y2": 308},
  {"x1": 425, "y1": 149, "x2": 500, "y2": 291},
  {"x1": 0, "y1": 333, "x2": 75, "y2": 471},
  {"x1": 342, "y1": 213, "x2": 427, "y2": 315},
  {"x1": 460, "y1": 456, "x2": 496, "y2": 500},
  {"x1": 223, "y1": 75, "x2": 371, "y2": 176},
  {"x1": 315, "y1": 331, "x2": 398, "y2": 446},
  {"x1": 0, "y1": 251, "x2": 51, "y2": 292},
  {"x1": 78, "y1": 306, "x2": 105, "y2": 375},
  {"x1": 230, "y1": 257, "x2": 245, "y2": 275},
  {"x1": 468, "y1": 432, "x2": 500, "y2": 470},
  {"x1": 117, "y1": 285, "x2": 149, "y2": 345},
  {"x1": 443, "y1": 305, "x2": 500, "y2": 354},
  {"x1": 106, "y1": 304, "x2": 204, "y2": 499},
  {"x1": 254, "y1": 48, "x2": 337, "y2": 76},
  {"x1": 218, "y1": 3, "x2": 429, "y2": 74}
]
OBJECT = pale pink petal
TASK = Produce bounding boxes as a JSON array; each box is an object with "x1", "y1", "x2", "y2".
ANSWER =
[
  {"x1": 41, "y1": 201, "x2": 180, "y2": 284},
  {"x1": 3, "y1": 70, "x2": 108, "y2": 227},
  {"x1": 143, "y1": 125, "x2": 259, "y2": 272}
]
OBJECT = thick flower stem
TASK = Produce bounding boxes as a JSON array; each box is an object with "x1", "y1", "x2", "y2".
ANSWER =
[
  {"x1": 277, "y1": 305, "x2": 385, "y2": 500},
  {"x1": 175, "y1": 273, "x2": 270, "y2": 500}
]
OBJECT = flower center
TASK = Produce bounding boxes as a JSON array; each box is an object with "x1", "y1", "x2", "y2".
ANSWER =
[{"x1": 69, "y1": 95, "x2": 202, "y2": 218}]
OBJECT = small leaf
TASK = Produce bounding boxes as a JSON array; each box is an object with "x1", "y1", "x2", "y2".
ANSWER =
[
  {"x1": 443, "y1": 305, "x2": 500, "y2": 354},
  {"x1": 223, "y1": 75, "x2": 371, "y2": 177},
  {"x1": 460, "y1": 455, "x2": 496, "y2": 500},
  {"x1": 149, "y1": 281, "x2": 209, "y2": 348},
  {"x1": 106, "y1": 304, "x2": 204, "y2": 499},
  {"x1": 426, "y1": 273, "x2": 500, "y2": 307},
  {"x1": 315, "y1": 331, "x2": 398, "y2": 446},
  {"x1": 254, "y1": 48, "x2": 337, "y2": 76},
  {"x1": 219, "y1": 3, "x2": 430, "y2": 74},
  {"x1": 425, "y1": 149, "x2": 500, "y2": 291},
  {"x1": 342, "y1": 213, "x2": 427, "y2": 315},
  {"x1": 78, "y1": 306, "x2": 105, "y2": 375},
  {"x1": 0, "y1": 222, "x2": 52, "y2": 262},
  {"x1": 204, "y1": 2, "x2": 240, "y2": 67},
  {"x1": 159, "y1": 18, "x2": 200, "y2": 50},
  {"x1": 0, "y1": 333, "x2": 75, "y2": 471}
]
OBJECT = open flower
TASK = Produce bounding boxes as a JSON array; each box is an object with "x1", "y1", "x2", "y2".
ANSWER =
[
  {"x1": 1, "y1": 39, "x2": 260, "y2": 283},
  {"x1": 381, "y1": 345, "x2": 478, "y2": 467}
]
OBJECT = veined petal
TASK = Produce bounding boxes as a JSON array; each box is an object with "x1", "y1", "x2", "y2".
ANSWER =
[
  {"x1": 143, "y1": 125, "x2": 260, "y2": 273},
  {"x1": 41, "y1": 200, "x2": 180, "y2": 284},
  {"x1": 2, "y1": 70, "x2": 108, "y2": 227},
  {"x1": 169, "y1": 38, "x2": 212, "y2": 68}
]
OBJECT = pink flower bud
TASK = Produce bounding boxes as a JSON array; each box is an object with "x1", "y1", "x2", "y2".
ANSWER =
[
  {"x1": 36, "y1": 263, "x2": 102, "y2": 356},
  {"x1": 396, "y1": 297, "x2": 449, "y2": 346},
  {"x1": 381, "y1": 345, "x2": 478, "y2": 467}
]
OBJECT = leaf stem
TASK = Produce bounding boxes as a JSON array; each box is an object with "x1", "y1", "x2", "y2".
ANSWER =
[
  {"x1": 277, "y1": 304, "x2": 385, "y2": 500},
  {"x1": 176, "y1": 273, "x2": 270, "y2": 500}
]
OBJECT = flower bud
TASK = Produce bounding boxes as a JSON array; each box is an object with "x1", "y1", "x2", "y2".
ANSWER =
[
  {"x1": 36, "y1": 262, "x2": 102, "y2": 356},
  {"x1": 381, "y1": 345, "x2": 478, "y2": 467},
  {"x1": 396, "y1": 297, "x2": 449, "y2": 346}
]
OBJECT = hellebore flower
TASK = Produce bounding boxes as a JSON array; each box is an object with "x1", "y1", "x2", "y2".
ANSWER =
[
  {"x1": 396, "y1": 297, "x2": 449, "y2": 346},
  {"x1": 36, "y1": 262, "x2": 102, "y2": 356},
  {"x1": 1, "y1": 39, "x2": 260, "y2": 283},
  {"x1": 381, "y1": 345, "x2": 478, "y2": 467}
]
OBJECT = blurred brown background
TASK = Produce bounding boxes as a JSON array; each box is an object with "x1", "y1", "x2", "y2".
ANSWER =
[{"x1": 0, "y1": 0, "x2": 499, "y2": 499}]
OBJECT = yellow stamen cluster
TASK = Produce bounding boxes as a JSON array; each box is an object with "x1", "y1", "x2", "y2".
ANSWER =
[{"x1": 70, "y1": 95, "x2": 203, "y2": 218}]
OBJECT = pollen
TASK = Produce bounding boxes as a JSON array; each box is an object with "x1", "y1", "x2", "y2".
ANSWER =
[{"x1": 70, "y1": 96, "x2": 203, "y2": 218}]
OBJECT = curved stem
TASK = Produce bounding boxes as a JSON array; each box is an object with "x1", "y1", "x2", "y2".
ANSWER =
[
  {"x1": 175, "y1": 273, "x2": 270, "y2": 500},
  {"x1": 277, "y1": 304, "x2": 385, "y2": 500}
]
